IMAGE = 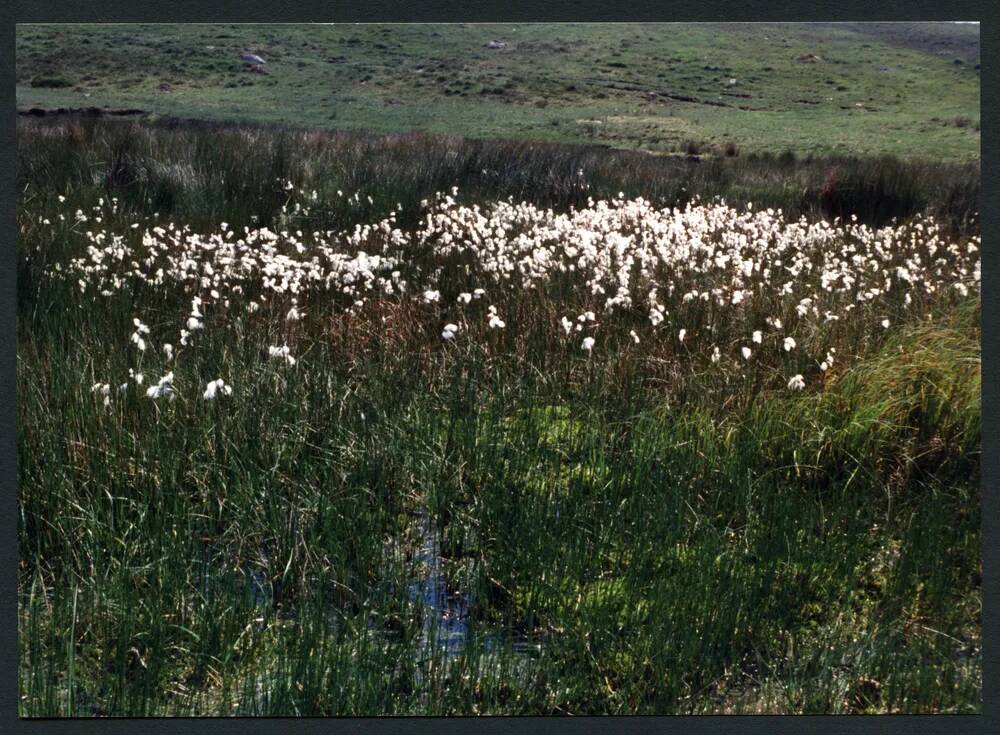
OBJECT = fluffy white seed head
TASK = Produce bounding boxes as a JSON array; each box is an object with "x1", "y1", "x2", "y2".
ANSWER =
[
  {"x1": 203, "y1": 378, "x2": 232, "y2": 401},
  {"x1": 146, "y1": 372, "x2": 175, "y2": 400}
]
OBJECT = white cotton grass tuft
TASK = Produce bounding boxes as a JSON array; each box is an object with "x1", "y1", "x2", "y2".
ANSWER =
[
  {"x1": 881, "y1": 318, "x2": 890, "y2": 329},
  {"x1": 145, "y1": 372, "x2": 175, "y2": 400},
  {"x1": 130, "y1": 318, "x2": 150, "y2": 352},
  {"x1": 630, "y1": 330, "x2": 640, "y2": 344},
  {"x1": 422, "y1": 289, "x2": 441, "y2": 303},
  {"x1": 203, "y1": 378, "x2": 232, "y2": 401},
  {"x1": 581, "y1": 336, "x2": 595, "y2": 352},
  {"x1": 787, "y1": 374, "x2": 806, "y2": 390},
  {"x1": 163, "y1": 343, "x2": 173, "y2": 360},
  {"x1": 442, "y1": 323, "x2": 459, "y2": 340},
  {"x1": 742, "y1": 346, "x2": 752, "y2": 360},
  {"x1": 752, "y1": 330, "x2": 763, "y2": 344},
  {"x1": 187, "y1": 316, "x2": 203, "y2": 331},
  {"x1": 678, "y1": 328, "x2": 686, "y2": 342},
  {"x1": 711, "y1": 346, "x2": 721, "y2": 363},
  {"x1": 268, "y1": 345, "x2": 296, "y2": 366},
  {"x1": 783, "y1": 337, "x2": 796, "y2": 352},
  {"x1": 819, "y1": 348, "x2": 836, "y2": 372},
  {"x1": 487, "y1": 305, "x2": 505, "y2": 329}
]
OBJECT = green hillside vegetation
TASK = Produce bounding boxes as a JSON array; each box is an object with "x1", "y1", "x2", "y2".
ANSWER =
[{"x1": 15, "y1": 22, "x2": 980, "y2": 161}]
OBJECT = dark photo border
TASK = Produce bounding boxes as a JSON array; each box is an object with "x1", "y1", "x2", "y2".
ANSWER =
[{"x1": 4, "y1": 1, "x2": 995, "y2": 733}]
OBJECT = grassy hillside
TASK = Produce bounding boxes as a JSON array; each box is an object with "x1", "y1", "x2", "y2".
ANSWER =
[{"x1": 15, "y1": 22, "x2": 980, "y2": 161}]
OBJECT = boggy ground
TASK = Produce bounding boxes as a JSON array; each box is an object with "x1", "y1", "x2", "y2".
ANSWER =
[{"x1": 17, "y1": 118, "x2": 981, "y2": 715}]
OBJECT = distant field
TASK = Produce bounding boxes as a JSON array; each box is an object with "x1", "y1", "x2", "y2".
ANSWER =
[{"x1": 15, "y1": 22, "x2": 981, "y2": 161}]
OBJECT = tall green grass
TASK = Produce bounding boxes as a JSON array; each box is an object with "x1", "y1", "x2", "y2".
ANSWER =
[
  {"x1": 17, "y1": 119, "x2": 980, "y2": 715},
  {"x1": 17, "y1": 117, "x2": 980, "y2": 235}
]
